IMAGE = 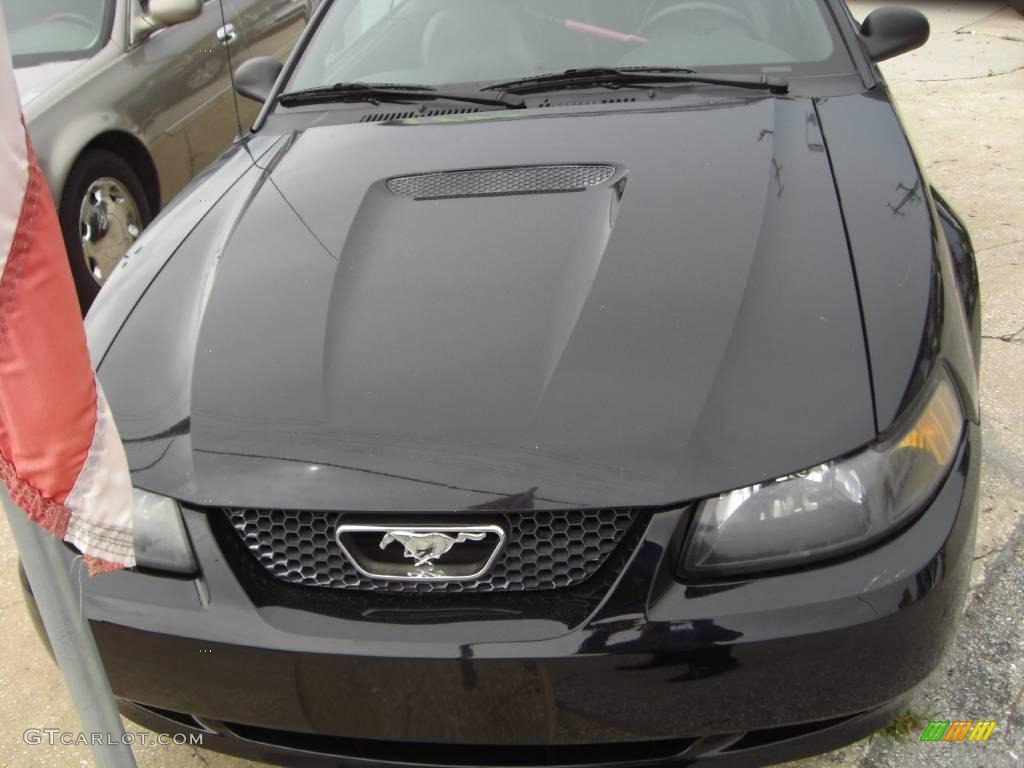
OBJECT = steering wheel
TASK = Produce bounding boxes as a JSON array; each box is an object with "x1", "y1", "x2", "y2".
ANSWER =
[
  {"x1": 43, "y1": 12, "x2": 96, "y2": 30},
  {"x1": 637, "y1": 2, "x2": 758, "y2": 40}
]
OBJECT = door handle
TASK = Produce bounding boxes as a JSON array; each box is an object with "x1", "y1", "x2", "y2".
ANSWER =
[{"x1": 216, "y1": 23, "x2": 237, "y2": 44}]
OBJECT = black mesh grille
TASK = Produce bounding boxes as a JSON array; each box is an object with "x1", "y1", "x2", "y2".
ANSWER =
[
  {"x1": 225, "y1": 508, "x2": 639, "y2": 593},
  {"x1": 386, "y1": 165, "x2": 616, "y2": 200}
]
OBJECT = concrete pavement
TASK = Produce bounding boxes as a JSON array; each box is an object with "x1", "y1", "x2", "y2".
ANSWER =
[{"x1": 1, "y1": 2, "x2": 1022, "y2": 766}]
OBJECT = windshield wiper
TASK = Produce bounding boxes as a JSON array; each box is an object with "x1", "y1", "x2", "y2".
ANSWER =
[
  {"x1": 483, "y1": 67, "x2": 788, "y2": 95},
  {"x1": 278, "y1": 82, "x2": 525, "y2": 109}
]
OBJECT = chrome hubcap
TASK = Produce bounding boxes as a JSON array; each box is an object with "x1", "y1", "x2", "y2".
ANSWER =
[{"x1": 79, "y1": 177, "x2": 142, "y2": 285}]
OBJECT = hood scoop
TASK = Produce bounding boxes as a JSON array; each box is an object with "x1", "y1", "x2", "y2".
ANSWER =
[{"x1": 386, "y1": 164, "x2": 617, "y2": 200}]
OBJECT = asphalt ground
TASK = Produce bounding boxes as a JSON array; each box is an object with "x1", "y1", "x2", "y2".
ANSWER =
[{"x1": 1, "y1": 2, "x2": 1022, "y2": 766}]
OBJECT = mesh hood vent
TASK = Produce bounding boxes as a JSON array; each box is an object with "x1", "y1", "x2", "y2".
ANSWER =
[
  {"x1": 386, "y1": 164, "x2": 616, "y2": 200},
  {"x1": 359, "y1": 107, "x2": 480, "y2": 123}
]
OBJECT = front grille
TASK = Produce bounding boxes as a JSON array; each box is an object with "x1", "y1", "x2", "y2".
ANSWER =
[
  {"x1": 386, "y1": 164, "x2": 616, "y2": 200},
  {"x1": 225, "y1": 508, "x2": 639, "y2": 593}
]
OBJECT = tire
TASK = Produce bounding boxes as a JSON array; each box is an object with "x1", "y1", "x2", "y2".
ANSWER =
[{"x1": 58, "y1": 149, "x2": 153, "y2": 314}]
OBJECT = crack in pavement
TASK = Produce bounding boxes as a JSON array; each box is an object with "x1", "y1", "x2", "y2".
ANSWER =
[
  {"x1": 977, "y1": 237, "x2": 1024, "y2": 253},
  {"x1": 974, "y1": 546, "x2": 1006, "y2": 562},
  {"x1": 954, "y1": 6, "x2": 1021, "y2": 34},
  {"x1": 895, "y1": 96, "x2": 1021, "y2": 122},
  {"x1": 982, "y1": 321, "x2": 1024, "y2": 342},
  {"x1": 893, "y1": 63, "x2": 1024, "y2": 83},
  {"x1": 978, "y1": 33, "x2": 1024, "y2": 43},
  {"x1": 982, "y1": 314, "x2": 1024, "y2": 343},
  {"x1": 955, "y1": 29, "x2": 1024, "y2": 44},
  {"x1": 1011, "y1": 682, "x2": 1024, "y2": 717}
]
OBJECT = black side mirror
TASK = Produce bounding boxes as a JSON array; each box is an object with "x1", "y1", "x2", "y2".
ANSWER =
[
  {"x1": 234, "y1": 57, "x2": 284, "y2": 103},
  {"x1": 859, "y1": 7, "x2": 930, "y2": 62}
]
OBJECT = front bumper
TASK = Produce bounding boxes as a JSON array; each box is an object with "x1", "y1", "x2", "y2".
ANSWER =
[{"x1": 22, "y1": 426, "x2": 980, "y2": 767}]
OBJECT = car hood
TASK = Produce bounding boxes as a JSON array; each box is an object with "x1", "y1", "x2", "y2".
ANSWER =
[
  {"x1": 98, "y1": 97, "x2": 876, "y2": 511},
  {"x1": 13, "y1": 59, "x2": 88, "y2": 107}
]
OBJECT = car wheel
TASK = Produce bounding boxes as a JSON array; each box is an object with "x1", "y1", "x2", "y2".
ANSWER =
[{"x1": 59, "y1": 150, "x2": 153, "y2": 314}]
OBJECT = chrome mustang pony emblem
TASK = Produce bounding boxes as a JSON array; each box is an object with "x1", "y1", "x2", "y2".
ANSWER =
[
  {"x1": 379, "y1": 530, "x2": 487, "y2": 566},
  {"x1": 335, "y1": 523, "x2": 506, "y2": 581}
]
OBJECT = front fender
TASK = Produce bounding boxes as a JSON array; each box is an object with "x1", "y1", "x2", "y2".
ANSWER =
[
  {"x1": 932, "y1": 188, "x2": 980, "y2": 362},
  {"x1": 85, "y1": 139, "x2": 275, "y2": 364},
  {"x1": 28, "y1": 107, "x2": 147, "y2": 206}
]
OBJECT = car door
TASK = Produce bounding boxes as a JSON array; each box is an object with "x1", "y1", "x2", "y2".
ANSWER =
[
  {"x1": 221, "y1": 0, "x2": 308, "y2": 123},
  {"x1": 119, "y1": 0, "x2": 242, "y2": 199}
]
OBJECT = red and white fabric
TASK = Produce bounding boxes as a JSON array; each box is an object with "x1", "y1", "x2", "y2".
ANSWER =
[{"x1": 0, "y1": 11, "x2": 133, "y2": 573}]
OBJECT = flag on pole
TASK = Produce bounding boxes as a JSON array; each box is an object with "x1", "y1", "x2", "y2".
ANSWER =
[{"x1": 0, "y1": 11, "x2": 134, "y2": 574}]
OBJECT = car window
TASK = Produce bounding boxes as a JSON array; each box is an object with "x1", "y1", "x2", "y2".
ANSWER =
[
  {"x1": 344, "y1": 0, "x2": 398, "y2": 38},
  {"x1": 1, "y1": 0, "x2": 114, "y2": 64},
  {"x1": 286, "y1": 0, "x2": 853, "y2": 93}
]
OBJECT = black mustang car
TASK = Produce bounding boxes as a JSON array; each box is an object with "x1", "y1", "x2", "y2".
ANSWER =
[{"x1": 24, "y1": 1, "x2": 981, "y2": 766}]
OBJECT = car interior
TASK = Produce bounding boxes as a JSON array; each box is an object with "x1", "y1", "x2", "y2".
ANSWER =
[
  {"x1": 290, "y1": 0, "x2": 844, "y2": 92},
  {"x1": 1, "y1": 0, "x2": 110, "y2": 57}
]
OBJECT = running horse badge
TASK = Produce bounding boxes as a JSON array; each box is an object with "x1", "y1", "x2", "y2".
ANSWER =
[{"x1": 379, "y1": 530, "x2": 488, "y2": 567}]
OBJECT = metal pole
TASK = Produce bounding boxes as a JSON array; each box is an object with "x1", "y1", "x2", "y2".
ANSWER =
[{"x1": 1, "y1": 489, "x2": 137, "y2": 768}]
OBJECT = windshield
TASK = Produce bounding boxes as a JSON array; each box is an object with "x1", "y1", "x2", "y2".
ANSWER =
[
  {"x1": 1, "y1": 0, "x2": 114, "y2": 66},
  {"x1": 287, "y1": 0, "x2": 852, "y2": 94}
]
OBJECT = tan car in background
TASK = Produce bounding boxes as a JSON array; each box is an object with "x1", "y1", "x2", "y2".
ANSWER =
[{"x1": 3, "y1": 0, "x2": 309, "y2": 311}]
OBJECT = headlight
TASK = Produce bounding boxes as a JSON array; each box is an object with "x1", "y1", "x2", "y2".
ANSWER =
[
  {"x1": 132, "y1": 489, "x2": 198, "y2": 575},
  {"x1": 682, "y1": 370, "x2": 964, "y2": 577}
]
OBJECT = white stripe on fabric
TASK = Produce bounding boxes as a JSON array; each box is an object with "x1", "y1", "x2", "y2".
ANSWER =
[
  {"x1": 0, "y1": 8, "x2": 30, "y2": 278},
  {"x1": 63, "y1": 384, "x2": 135, "y2": 567}
]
